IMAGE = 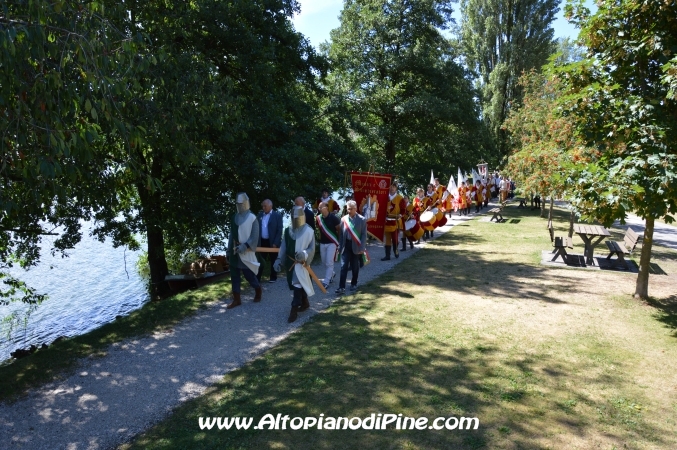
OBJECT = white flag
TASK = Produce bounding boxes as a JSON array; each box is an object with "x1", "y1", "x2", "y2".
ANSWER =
[
  {"x1": 448, "y1": 173, "x2": 458, "y2": 197},
  {"x1": 429, "y1": 169, "x2": 435, "y2": 185},
  {"x1": 458, "y1": 167, "x2": 463, "y2": 187}
]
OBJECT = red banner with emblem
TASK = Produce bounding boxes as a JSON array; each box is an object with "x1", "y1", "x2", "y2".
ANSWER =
[{"x1": 350, "y1": 171, "x2": 392, "y2": 243}]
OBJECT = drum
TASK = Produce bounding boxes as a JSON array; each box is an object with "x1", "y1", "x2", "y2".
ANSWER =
[
  {"x1": 404, "y1": 219, "x2": 424, "y2": 241},
  {"x1": 420, "y1": 211, "x2": 437, "y2": 231},
  {"x1": 436, "y1": 215, "x2": 448, "y2": 227},
  {"x1": 384, "y1": 216, "x2": 398, "y2": 232},
  {"x1": 433, "y1": 208, "x2": 444, "y2": 223}
]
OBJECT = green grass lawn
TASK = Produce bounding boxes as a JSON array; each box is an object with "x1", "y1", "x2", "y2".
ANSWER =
[{"x1": 121, "y1": 205, "x2": 677, "y2": 450}]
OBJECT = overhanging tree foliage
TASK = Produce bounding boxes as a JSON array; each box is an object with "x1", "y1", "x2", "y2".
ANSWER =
[
  {"x1": 94, "y1": 0, "x2": 362, "y2": 297},
  {"x1": 1, "y1": 1, "x2": 143, "y2": 312},
  {"x1": 557, "y1": 0, "x2": 677, "y2": 299},
  {"x1": 325, "y1": 0, "x2": 490, "y2": 189}
]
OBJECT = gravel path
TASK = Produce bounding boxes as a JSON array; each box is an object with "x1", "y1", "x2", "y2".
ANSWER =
[{"x1": 0, "y1": 210, "x2": 481, "y2": 450}]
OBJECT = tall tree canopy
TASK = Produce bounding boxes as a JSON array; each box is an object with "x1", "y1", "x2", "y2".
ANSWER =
[
  {"x1": 94, "y1": 0, "x2": 362, "y2": 297},
  {"x1": 325, "y1": 0, "x2": 490, "y2": 189},
  {"x1": 556, "y1": 0, "x2": 677, "y2": 298},
  {"x1": 2, "y1": 0, "x2": 363, "y2": 306},
  {"x1": 461, "y1": 0, "x2": 559, "y2": 157}
]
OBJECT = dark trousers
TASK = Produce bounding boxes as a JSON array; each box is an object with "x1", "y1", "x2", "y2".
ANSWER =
[
  {"x1": 231, "y1": 266, "x2": 260, "y2": 293},
  {"x1": 292, "y1": 287, "x2": 307, "y2": 307},
  {"x1": 339, "y1": 243, "x2": 360, "y2": 289},
  {"x1": 257, "y1": 238, "x2": 277, "y2": 281}
]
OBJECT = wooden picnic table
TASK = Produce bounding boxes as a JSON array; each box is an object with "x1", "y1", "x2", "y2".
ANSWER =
[{"x1": 573, "y1": 224, "x2": 610, "y2": 265}]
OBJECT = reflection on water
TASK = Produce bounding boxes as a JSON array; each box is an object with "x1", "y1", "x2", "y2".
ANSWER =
[{"x1": 0, "y1": 226, "x2": 148, "y2": 362}]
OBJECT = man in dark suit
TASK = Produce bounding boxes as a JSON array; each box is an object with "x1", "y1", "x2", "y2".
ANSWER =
[
  {"x1": 295, "y1": 196, "x2": 316, "y2": 230},
  {"x1": 336, "y1": 200, "x2": 367, "y2": 295},
  {"x1": 257, "y1": 199, "x2": 283, "y2": 283}
]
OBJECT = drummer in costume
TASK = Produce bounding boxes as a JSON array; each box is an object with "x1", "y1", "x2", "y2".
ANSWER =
[
  {"x1": 226, "y1": 192, "x2": 262, "y2": 309},
  {"x1": 382, "y1": 182, "x2": 406, "y2": 261},
  {"x1": 274, "y1": 206, "x2": 316, "y2": 323},
  {"x1": 423, "y1": 183, "x2": 438, "y2": 239},
  {"x1": 413, "y1": 188, "x2": 426, "y2": 244},
  {"x1": 314, "y1": 189, "x2": 340, "y2": 214},
  {"x1": 400, "y1": 196, "x2": 415, "y2": 251},
  {"x1": 434, "y1": 177, "x2": 451, "y2": 218}
]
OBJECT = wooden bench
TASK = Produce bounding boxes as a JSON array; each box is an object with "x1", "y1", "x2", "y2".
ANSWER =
[
  {"x1": 605, "y1": 228, "x2": 640, "y2": 270},
  {"x1": 489, "y1": 207, "x2": 503, "y2": 222},
  {"x1": 489, "y1": 201, "x2": 510, "y2": 222},
  {"x1": 548, "y1": 220, "x2": 572, "y2": 263}
]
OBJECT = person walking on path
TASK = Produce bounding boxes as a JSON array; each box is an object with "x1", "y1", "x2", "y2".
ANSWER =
[
  {"x1": 335, "y1": 200, "x2": 367, "y2": 295},
  {"x1": 257, "y1": 199, "x2": 283, "y2": 283},
  {"x1": 316, "y1": 201, "x2": 341, "y2": 289},
  {"x1": 226, "y1": 192, "x2": 262, "y2": 308},
  {"x1": 274, "y1": 206, "x2": 316, "y2": 323}
]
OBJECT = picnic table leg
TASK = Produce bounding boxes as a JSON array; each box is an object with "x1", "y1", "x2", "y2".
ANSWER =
[
  {"x1": 588, "y1": 236, "x2": 607, "y2": 265},
  {"x1": 578, "y1": 234, "x2": 592, "y2": 265}
]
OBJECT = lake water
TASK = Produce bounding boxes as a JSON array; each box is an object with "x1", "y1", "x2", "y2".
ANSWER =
[
  {"x1": 0, "y1": 199, "x2": 345, "y2": 363},
  {"x1": 0, "y1": 227, "x2": 148, "y2": 363}
]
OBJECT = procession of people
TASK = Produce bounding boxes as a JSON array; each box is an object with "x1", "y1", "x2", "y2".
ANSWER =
[{"x1": 225, "y1": 169, "x2": 513, "y2": 323}]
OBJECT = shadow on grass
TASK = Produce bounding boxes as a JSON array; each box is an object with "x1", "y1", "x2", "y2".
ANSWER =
[
  {"x1": 646, "y1": 295, "x2": 677, "y2": 337},
  {"x1": 129, "y1": 293, "x2": 668, "y2": 450},
  {"x1": 128, "y1": 205, "x2": 671, "y2": 449}
]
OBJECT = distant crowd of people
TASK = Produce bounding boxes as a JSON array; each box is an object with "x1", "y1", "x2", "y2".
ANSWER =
[{"x1": 225, "y1": 171, "x2": 515, "y2": 323}]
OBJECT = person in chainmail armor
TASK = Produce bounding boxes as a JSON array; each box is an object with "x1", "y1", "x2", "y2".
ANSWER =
[
  {"x1": 274, "y1": 205, "x2": 316, "y2": 323},
  {"x1": 226, "y1": 192, "x2": 261, "y2": 308}
]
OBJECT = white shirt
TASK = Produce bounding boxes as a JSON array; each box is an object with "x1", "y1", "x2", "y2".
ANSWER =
[{"x1": 261, "y1": 212, "x2": 270, "y2": 239}]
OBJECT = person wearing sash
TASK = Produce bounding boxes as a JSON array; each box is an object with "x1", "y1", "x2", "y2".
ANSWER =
[
  {"x1": 274, "y1": 206, "x2": 316, "y2": 323},
  {"x1": 335, "y1": 200, "x2": 367, "y2": 295},
  {"x1": 226, "y1": 192, "x2": 262, "y2": 309},
  {"x1": 314, "y1": 189, "x2": 340, "y2": 214},
  {"x1": 382, "y1": 182, "x2": 406, "y2": 261},
  {"x1": 316, "y1": 202, "x2": 341, "y2": 289}
]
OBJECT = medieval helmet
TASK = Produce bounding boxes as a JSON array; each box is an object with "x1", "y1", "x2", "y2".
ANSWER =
[
  {"x1": 236, "y1": 192, "x2": 250, "y2": 214},
  {"x1": 291, "y1": 205, "x2": 306, "y2": 229}
]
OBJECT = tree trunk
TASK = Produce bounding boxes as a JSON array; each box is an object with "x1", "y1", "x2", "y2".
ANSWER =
[
  {"x1": 147, "y1": 225, "x2": 170, "y2": 299},
  {"x1": 634, "y1": 216, "x2": 654, "y2": 299},
  {"x1": 548, "y1": 196, "x2": 554, "y2": 221},
  {"x1": 137, "y1": 156, "x2": 170, "y2": 300},
  {"x1": 540, "y1": 194, "x2": 546, "y2": 218},
  {"x1": 568, "y1": 210, "x2": 575, "y2": 238}
]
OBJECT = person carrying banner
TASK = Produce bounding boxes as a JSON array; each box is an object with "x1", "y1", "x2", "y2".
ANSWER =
[
  {"x1": 226, "y1": 192, "x2": 262, "y2": 309},
  {"x1": 314, "y1": 189, "x2": 340, "y2": 214},
  {"x1": 458, "y1": 182, "x2": 468, "y2": 216},
  {"x1": 316, "y1": 202, "x2": 341, "y2": 289},
  {"x1": 335, "y1": 200, "x2": 367, "y2": 295},
  {"x1": 274, "y1": 206, "x2": 316, "y2": 323},
  {"x1": 382, "y1": 183, "x2": 406, "y2": 261}
]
